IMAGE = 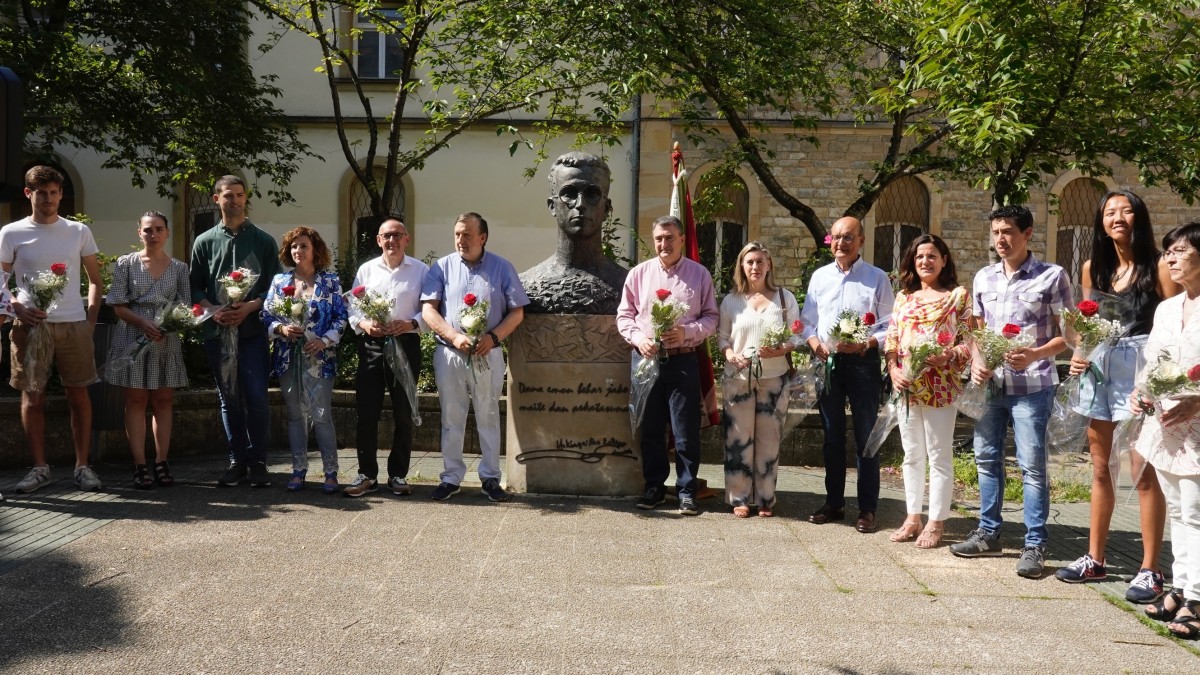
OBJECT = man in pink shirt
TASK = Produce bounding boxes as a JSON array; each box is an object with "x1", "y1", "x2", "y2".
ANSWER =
[{"x1": 617, "y1": 215, "x2": 719, "y2": 515}]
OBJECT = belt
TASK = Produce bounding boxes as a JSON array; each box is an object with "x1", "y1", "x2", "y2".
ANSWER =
[{"x1": 664, "y1": 347, "x2": 696, "y2": 356}]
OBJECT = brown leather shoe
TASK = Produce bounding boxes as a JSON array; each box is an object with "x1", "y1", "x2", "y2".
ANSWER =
[
  {"x1": 808, "y1": 504, "x2": 845, "y2": 524},
  {"x1": 856, "y1": 511, "x2": 877, "y2": 533}
]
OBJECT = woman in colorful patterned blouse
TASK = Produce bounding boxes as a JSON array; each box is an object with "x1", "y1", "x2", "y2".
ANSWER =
[
  {"x1": 262, "y1": 227, "x2": 348, "y2": 494},
  {"x1": 883, "y1": 234, "x2": 971, "y2": 548}
]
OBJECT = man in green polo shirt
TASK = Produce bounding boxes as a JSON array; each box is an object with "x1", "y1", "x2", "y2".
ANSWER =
[{"x1": 189, "y1": 175, "x2": 280, "y2": 487}]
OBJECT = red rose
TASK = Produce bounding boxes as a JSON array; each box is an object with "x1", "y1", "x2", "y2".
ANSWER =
[
  {"x1": 655, "y1": 289, "x2": 671, "y2": 301},
  {"x1": 1001, "y1": 323, "x2": 1021, "y2": 338},
  {"x1": 191, "y1": 304, "x2": 204, "y2": 317},
  {"x1": 50, "y1": 263, "x2": 67, "y2": 276},
  {"x1": 791, "y1": 319, "x2": 803, "y2": 334},
  {"x1": 1077, "y1": 300, "x2": 1100, "y2": 317},
  {"x1": 464, "y1": 293, "x2": 478, "y2": 306},
  {"x1": 1188, "y1": 364, "x2": 1200, "y2": 383},
  {"x1": 352, "y1": 285, "x2": 366, "y2": 298},
  {"x1": 230, "y1": 270, "x2": 244, "y2": 281},
  {"x1": 863, "y1": 312, "x2": 875, "y2": 326},
  {"x1": 937, "y1": 330, "x2": 954, "y2": 346},
  {"x1": 282, "y1": 285, "x2": 296, "y2": 297}
]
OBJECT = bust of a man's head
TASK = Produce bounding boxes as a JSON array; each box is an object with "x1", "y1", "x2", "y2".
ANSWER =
[{"x1": 547, "y1": 152, "x2": 611, "y2": 243}]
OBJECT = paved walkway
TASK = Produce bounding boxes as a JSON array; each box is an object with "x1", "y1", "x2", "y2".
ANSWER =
[{"x1": 1, "y1": 451, "x2": 1197, "y2": 673}]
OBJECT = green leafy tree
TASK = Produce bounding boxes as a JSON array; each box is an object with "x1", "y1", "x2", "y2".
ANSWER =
[
  {"x1": 886, "y1": 0, "x2": 1200, "y2": 207},
  {"x1": 578, "y1": 0, "x2": 957, "y2": 246},
  {"x1": 251, "y1": 0, "x2": 625, "y2": 262},
  {"x1": 0, "y1": 0, "x2": 311, "y2": 202}
]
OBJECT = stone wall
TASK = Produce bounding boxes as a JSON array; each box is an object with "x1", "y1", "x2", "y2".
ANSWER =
[{"x1": 0, "y1": 389, "x2": 908, "y2": 470}]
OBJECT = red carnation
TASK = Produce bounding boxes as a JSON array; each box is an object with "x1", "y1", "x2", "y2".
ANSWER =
[
  {"x1": 191, "y1": 304, "x2": 204, "y2": 317},
  {"x1": 1077, "y1": 300, "x2": 1100, "y2": 317},
  {"x1": 230, "y1": 270, "x2": 244, "y2": 282},
  {"x1": 937, "y1": 330, "x2": 954, "y2": 346},
  {"x1": 791, "y1": 319, "x2": 803, "y2": 334},
  {"x1": 464, "y1": 293, "x2": 478, "y2": 306},
  {"x1": 1001, "y1": 323, "x2": 1021, "y2": 338},
  {"x1": 863, "y1": 312, "x2": 876, "y2": 326},
  {"x1": 655, "y1": 288, "x2": 671, "y2": 301},
  {"x1": 351, "y1": 285, "x2": 366, "y2": 298},
  {"x1": 282, "y1": 285, "x2": 296, "y2": 297},
  {"x1": 50, "y1": 262, "x2": 67, "y2": 276},
  {"x1": 1188, "y1": 364, "x2": 1200, "y2": 383}
]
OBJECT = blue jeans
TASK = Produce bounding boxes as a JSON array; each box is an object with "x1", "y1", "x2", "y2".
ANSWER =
[
  {"x1": 203, "y1": 332, "x2": 270, "y2": 465},
  {"x1": 818, "y1": 350, "x2": 882, "y2": 512},
  {"x1": 973, "y1": 386, "x2": 1053, "y2": 547},
  {"x1": 281, "y1": 364, "x2": 337, "y2": 474},
  {"x1": 640, "y1": 352, "x2": 701, "y2": 498}
]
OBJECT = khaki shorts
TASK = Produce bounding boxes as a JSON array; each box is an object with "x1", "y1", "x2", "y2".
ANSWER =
[{"x1": 9, "y1": 320, "x2": 98, "y2": 390}]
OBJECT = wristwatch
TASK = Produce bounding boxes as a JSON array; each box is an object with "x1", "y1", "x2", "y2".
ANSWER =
[{"x1": 487, "y1": 330, "x2": 501, "y2": 345}]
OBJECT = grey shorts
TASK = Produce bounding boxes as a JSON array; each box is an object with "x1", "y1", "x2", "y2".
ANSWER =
[{"x1": 1072, "y1": 334, "x2": 1147, "y2": 423}]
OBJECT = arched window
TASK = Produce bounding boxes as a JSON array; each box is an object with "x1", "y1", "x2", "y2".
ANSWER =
[
  {"x1": 11, "y1": 161, "x2": 77, "y2": 221},
  {"x1": 872, "y1": 176, "x2": 930, "y2": 273},
  {"x1": 347, "y1": 166, "x2": 405, "y2": 262},
  {"x1": 696, "y1": 174, "x2": 748, "y2": 293},
  {"x1": 1055, "y1": 177, "x2": 1105, "y2": 285},
  {"x1": 182, "y1": 170, "x2": 240, "y2": 262}
]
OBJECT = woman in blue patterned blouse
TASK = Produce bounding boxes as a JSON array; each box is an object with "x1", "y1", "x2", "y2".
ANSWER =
[{"x1": 262, "y1": 227, "x2": 348, "y2": 493}]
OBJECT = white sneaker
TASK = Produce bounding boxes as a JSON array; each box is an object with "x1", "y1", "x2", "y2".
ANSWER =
[
  {"x1": 74, "y1": 466, "x2": 103, "y2": 492},
  {"x1": 16, "y1": 466, "x2": 51, "y2": 493}
]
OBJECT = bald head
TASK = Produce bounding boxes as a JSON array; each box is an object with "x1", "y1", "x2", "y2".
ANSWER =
[{"x1": 829, "y1": 216, "x2": 865, "y2": 270}]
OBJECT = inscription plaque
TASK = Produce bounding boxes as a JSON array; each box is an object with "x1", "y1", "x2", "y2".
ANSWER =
[{"x1": 505, "y1": 314, "x2": 642, "y2": 495}]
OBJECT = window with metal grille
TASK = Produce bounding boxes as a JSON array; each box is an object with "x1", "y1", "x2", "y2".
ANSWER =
[
  {"x1": 11, "y1": 161, "x2": 77, "y2": 222},
  {"x1": 355, "y1": 9, "x2": 404, "y2": 79},
  {"x1": 348, "y1": 167, "x2": 405, "y2": 261},
  {"x1": 696, "y1": 175, "x2": 748, "y2": 293},
  {"x1": 1054, "y1": 178, "x2": 1105, "y2": 285},
  {"x1": 871, "y1": 176, "x2": 930, "y2": 273},
  {"x1": 182, "y1": 173, "x2": 239, "y2": 262}
]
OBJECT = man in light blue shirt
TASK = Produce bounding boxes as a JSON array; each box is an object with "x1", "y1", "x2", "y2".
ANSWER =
[
  {"x1": 800, "y1": 216, "x2": 894, "y2": 533},
  {"x1": 421, "y1": 212, "x2": 528, "y2": 502}
]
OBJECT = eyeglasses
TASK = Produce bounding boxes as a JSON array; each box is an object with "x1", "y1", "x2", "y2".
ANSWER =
[
  {"x1": 829, "y1": 234, "x2": 857, "y2": 243},
  {"x1": 379, "y1": 232, "x2": 408, "y2": 240},
  {"x1": 1165, "y1": 246, "x2": 1194, "y2": 259},
  {"x1": 557, "y1": 185, "x2": 604, "y2": 207}
]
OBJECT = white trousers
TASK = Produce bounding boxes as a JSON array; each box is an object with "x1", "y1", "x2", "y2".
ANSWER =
[
  {"x1": 433, "y1": 345, "x2": 505, "y2": 486},
  {"x1": 898, "y1": 403, "x2": 957, "y2": 521},
  {"x1": 1156, "y1": 468, "x2": 1200, "y2": 602}
]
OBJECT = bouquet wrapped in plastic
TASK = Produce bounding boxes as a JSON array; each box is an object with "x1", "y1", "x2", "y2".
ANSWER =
[
  {"x1": 20, "y1": 262, "x2": 70, "y2": 392},
  {"x1": 956, "y1": 323, "x2": 1035, "y2": 419},
  {"x1": 822, "y1": 309, "x2": 875, "y2": 394},
  {"x1": 459, "y1": 292, "x2": 490, "y2": 381},
  {"x1": 105, "y1": 302, "x2": 217, "y2": 376},
  {"x1": 216, "y1": 266, "x2": 260, "y2": 397},
  {"x1": 629, "y1": 288, "x2": 690, "y2": 432},
  {"x1": 1108, "y1": 351, "x2": 1200, "y2": 498},
  {"x1": 863, "y1": 328, "x2": 960, "y2": 459},
  {"x1": 269, "y1": 285, "x2": 329, "y2": 425},
  {"x1": 1048, "y1": 294, "x2": 1129, "y2": 457},
  {"x1": 346, "y1": 285, "x2": 421, "y2": 426}
]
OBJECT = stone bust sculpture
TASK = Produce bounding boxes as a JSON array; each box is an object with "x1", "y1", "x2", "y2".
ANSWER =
[{"x1": 521, "y1": 152, "x2": 628, "y2": 314}]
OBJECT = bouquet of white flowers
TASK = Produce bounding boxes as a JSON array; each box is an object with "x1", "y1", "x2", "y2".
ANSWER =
[{"x1": 20, "y1": 262, "x2": 71, "y2": 392}]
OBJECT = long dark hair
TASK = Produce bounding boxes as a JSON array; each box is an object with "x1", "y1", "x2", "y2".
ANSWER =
[
  {"x1": 1089, "y1": 190, "x2": 1158, "y2": 297},
  {"x1": 898, "y1": 234, "x2": 958, "y2": 294}
]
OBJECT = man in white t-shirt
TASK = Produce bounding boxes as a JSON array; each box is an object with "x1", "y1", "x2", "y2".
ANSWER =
[{"x1": 0, "y1": 165, "x2": 105, "y2": 493}]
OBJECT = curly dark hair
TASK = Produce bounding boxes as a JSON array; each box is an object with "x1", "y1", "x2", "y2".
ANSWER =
[
  {"x1": 897, "y1": 234, "x2": 958, "y2": 293},
  {"x1": 278, "y1": 226, "x2": 332, "y2": 271}
]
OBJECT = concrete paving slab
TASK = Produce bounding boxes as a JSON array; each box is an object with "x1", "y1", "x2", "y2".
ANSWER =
[{"x1": 1, "y1": 451, "x2": 1198, "y2": 672}]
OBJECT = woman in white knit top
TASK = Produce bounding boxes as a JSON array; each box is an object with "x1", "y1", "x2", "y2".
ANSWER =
[{"x1": 718, "y1": 242, "x2": 800, "y2": 517}]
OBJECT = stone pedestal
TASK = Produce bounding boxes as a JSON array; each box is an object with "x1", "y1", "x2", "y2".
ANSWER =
[{"x1": 505, "y1": 314, "x2": 641, "y2": 496}]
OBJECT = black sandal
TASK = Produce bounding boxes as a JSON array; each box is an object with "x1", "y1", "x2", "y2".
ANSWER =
[
  {"x1": 1146, "y1": 589, "x2": 1185, "y2": 621},
  {"x1": 154, "y1": 461, "x2": 174, "y2": 487},
  {"x1": 1168, "y1": 600, "x2": 1200, "y2": 640},
  {"x1": 132, "y1": 464, "x2": 153, "y2": 490}
]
